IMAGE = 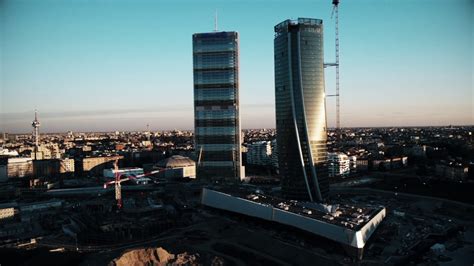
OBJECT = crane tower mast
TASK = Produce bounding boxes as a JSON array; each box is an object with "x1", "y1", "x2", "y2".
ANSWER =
[{"x1": 332, "y1": 0, "x2": 341, "y2": 133}]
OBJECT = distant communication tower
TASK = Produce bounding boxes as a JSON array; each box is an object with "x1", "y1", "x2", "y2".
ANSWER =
[
  {"x1": 146, "y1": 123, "x2": 151, "y2": 141},
  {"x1": 31, "y1": 109, "x2": 41, "y2": 159}
]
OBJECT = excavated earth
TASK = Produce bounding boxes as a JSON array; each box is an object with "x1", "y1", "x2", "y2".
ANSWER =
[{"x1": 111, "y1": 247, "x2": 203, "y2": 266}]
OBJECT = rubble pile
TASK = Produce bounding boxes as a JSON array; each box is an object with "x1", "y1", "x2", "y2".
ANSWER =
[{"x1": 111, "y1": 247, "x2": 200, "y2": 266}]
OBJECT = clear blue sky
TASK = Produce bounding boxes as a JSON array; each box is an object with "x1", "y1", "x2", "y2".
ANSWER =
[{"x1": 1, "y1": 0, "x2": 472, "y2": 133}]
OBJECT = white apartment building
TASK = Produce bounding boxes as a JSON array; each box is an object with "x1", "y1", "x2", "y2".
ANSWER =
[{"x1": 328, "y1": 152, "x2": 350, "y2": 177}]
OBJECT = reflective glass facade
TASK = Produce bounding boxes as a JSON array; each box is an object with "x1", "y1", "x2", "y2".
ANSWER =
[
  {"x1": 274, "y1": 18, "x2": 329, "y2": 202},
  {"x1": 193, "y1": 31, "x2": 242, "y2": 182}
]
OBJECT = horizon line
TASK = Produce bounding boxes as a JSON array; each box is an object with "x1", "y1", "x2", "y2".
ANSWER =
[{"x1": 2, "y1": 124, "x2": 473, "y2": 135}]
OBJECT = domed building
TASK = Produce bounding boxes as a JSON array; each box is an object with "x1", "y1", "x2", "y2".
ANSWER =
[{"x1": 155, "y1": 155, "x2": 196, "y2": 179}]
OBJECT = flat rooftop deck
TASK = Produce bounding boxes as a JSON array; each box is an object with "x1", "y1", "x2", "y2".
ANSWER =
[{"x1": 201, "y1": 187, "x2": 386, "y2": 249}]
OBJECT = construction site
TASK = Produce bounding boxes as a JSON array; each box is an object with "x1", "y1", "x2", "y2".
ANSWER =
[{"x1": 0, "y1": 175, "x2": 473, "y2": 265}]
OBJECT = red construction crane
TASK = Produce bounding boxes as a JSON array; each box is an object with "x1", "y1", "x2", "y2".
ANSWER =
[{"x1": 103, "y1": 160, "x2": 164, "y2": 209}]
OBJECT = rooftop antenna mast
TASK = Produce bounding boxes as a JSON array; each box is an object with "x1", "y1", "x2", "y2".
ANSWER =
[
  {"x1": 146, "y1": 123, "x2": 150, "y2": 141},
  {"x1": 214, "y1": 9, "x2": 218, "y2": 31}
]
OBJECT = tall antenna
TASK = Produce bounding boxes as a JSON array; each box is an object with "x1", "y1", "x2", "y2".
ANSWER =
[
  {"x1": 214, "y1": 9, "x2": 218, "y2": 31},
  {"x1": 31, "y1": 109, "x2": 41, "y2": 160},
  {"x1": 146, "y1": 123, "x2": 150, "y2": 141}
]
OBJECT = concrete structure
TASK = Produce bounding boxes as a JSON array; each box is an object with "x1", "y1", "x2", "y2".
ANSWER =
[
  {"x1": 372, "y1": 158, "x2": 392, "y2": 170},
  {"x1": 6, "y1": 158, "x2": 33, "y2": 178},
  {"x1": 19, "y1": 199, "x2": 63, "y2": 213},
  {"x1": 201, "y1": 188, "x2": 385, "y2": 257},
  {"x1": 33, "y1": 159, "x2": 60, "y2": 178},
  {"x1": 328, "y1": 152, "x2": 350, "y2": 177},
  {"x1": 373, "y1": 157, "x2": 408, "y2": 171},
  {"x1": 274, "y1": 18, "x2": 328, "y2": 201},
  {"x1": 0, "y1": 203, "x2": 17, "y2": 220},
  {"x1": 246, "y1": 141, "x2": 272, "y2": 166},
  {"x1": 356, "y1": 159, "x2": 369, "y2": 172},
  {"x1": 408, "y1": 145, "x2": 427, "y2": 158},
  {"x1": 76, "y1": 155, "x2": 123, "y2": 176},
  {"x1": 156, "y1": 155, "x2": 196, "y2": 179},
  {"x1": 0, "y1": 149, "x2": 19, "y2": 157},
  {"x1": 390, "y1": 156, "x2": 408, "y2": 169},
  {"x1": 193, "y1": 31, "x2": 244, "y2": 182},
  {"x1": 271, "y1": 139, "x2": 279, "y2": 169},
  {"x1": 0, "y1": 157, "x2": 7, "y2": 182},
  {"x1": 435, "y1": 163, "x2": 468, "y2": 181},
  {"x1": 31, "y1": 143, "x2": 61, "y2": 160},
  {"x1": 0, "y1": 165, "x2": 6, "y2": 182},
  {"x1": 28, "y1": 159, "x2": 75, "y2": 178},
  {"x1": 349, "y1": 155, "x2": 357, "y2": 173},
  {"x1": 60, "y1": 158, "x2": 75, "y2": 174},
  {"x1": 0, "y1": 207, "x2": 15, "y2": 220}
]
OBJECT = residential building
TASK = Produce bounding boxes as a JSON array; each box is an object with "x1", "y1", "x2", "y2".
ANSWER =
[
  {"x1": 435, "y1": 162, "x2": 468, "y2": 181},
  {"x1": 0, "y1": 203, "x2": 16, "y2": 220},
  {"x1": 60, "y1": 158, "x2": 75, "y2": 174},
  {"x1": 76, "y1": 155, "x2": 123, "y2": 176},
  {"x1": 271, "y1": 139, "x2": 279, "y2": 169},
  {"x1": 328, "y1": 152, "x2": 350, "y2": 177},
  {"x1": 0, "y1": 157, "x2": 7, "y2": 182},
  {"x1": 349, "y1": 155, "x2": 357, "y2": 173},
  {"x1": 6, "y1": 158, "x2": 33, "y2": 178},
  {"x1": 247, "y1": 141, "x2": 272, "y2": 166},
  {"x1": 356, "y1": 158, "x2": 369, "y2": 172}
]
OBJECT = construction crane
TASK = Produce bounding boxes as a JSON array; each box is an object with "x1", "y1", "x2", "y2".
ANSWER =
[
  {"x1": 103, "y1": 160, "x2": 164, "y2": 209},
  {"x1": 325, "y1": 0, "x2": 341, "y2": 138},
  {"x1": 333, "y1": 0, "x2": 341, "y2": 134}
]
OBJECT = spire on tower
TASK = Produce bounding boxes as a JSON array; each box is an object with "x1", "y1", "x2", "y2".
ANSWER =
[
  {"x1": 31, "y1": 109, "x2": 41, "y2": 160},
  {"x1": 146, "y1": 123, "x2": 150, "y2": 141},
  {"x1": 214, "y1": 9, "x2": 218, "y2": 32}
]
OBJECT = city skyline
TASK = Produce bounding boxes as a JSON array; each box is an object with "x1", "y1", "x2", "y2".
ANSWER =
[{"x1": 1, "y1": 0, "x2": 473, "y2": 133}]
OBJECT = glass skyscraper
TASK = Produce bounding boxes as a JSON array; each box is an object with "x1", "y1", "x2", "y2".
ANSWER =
[
  {"x1": 274, "y1": 18, "x2": 329, "y2": 202},
  {"x1": 192, "y1": 31, "x2": 243, "y2": 182}
]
